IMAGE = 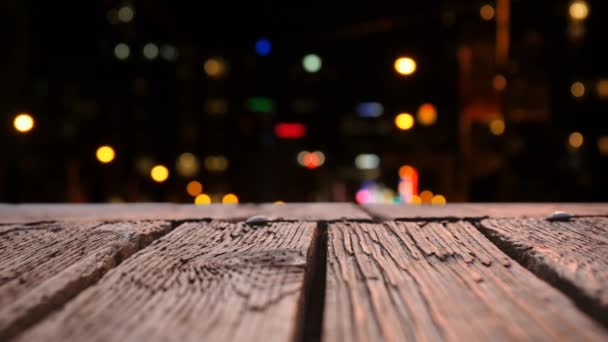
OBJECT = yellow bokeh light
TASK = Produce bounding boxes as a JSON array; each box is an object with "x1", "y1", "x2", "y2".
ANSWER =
[
  {"x1": 222, "y1": 193, "x2": 239, "y2": 204},
  {"x1": 480, "y1": 4, "x2": 495, "y2": 21},
  {"x1": 96, "y1": 145, "x2": 116, "y2": 164},
  {"x1": 420, "y1": 190, "x2": 434, "y2": 204},
  {"x1": 598, "y1": 136, "x2": 608, "y2": 156},
  {"x1": 489, "y1": 119, "x2": 505, "y2": 136},
  {"x1": 13, "y1": 113, "x2": 35, "y2": 133},
  {"x1": 493, "y1": 74, "x2": 507, "y2": 91},
  {"x1": 150, "y1": 165, "x2": 169, "y2": 183},
  {"x1": 395, "y1": 113, "x2": 415, "y2": 130},
  {"x1": 176, "y1": 152, "x2": 199, "y2": 178},
  {"x1": 186, "y1": 181, "x2": 203, "y2": 197},
  {"x1": 204, "y1": 155, "x2": 229, "y2": 172},
  {"x1": 409, "y1": 195, "x2": 422, "y2": 205},
  {"x1": 394, "y1": 57, "x2": 416, "y2": 76},
  {"x1": 204, "y1": 57, "x2": 227, "y2": 77},
  {"x1": 431, "y1": 195, "x2": 447, "y2": 205},
  {"x1": 194, "y1": 193, "x2": 211, "y2": 205},
  {"x1": 417, "y1": 103, "x2": 437, "y2": 126},
  {"x1": 596, "y1": 80, "x2": 608, "y2": 98},
  {"x1": 568, "y1": 132, "x2": 584, "y2": 149},
  {"x1": 569, "y1": 1, "x2": 589, "y2": 21},
  {"x1": 274, "y1": 201, "x2": 285, "y2": 205},
  {"x1": 570, "y1": 81, "x2": 585, "y2": 98}
]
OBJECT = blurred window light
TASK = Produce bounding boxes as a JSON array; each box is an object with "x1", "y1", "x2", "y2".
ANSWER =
[
  {"x1": 255, "y1": 38, "x2": 272, "y2": 56},
  {"x1": 569, "y1": 1, "x2": 589, "y2": 21},
  {"x1": 13, "y1": 113, "x2": 35, "y2": 133},
  {"x1": 160, "y1": 45, "x2": 178, "y2": 61},
  {"x1": 598, "y1": 136, "x2": 608, "y2": 156},
  {"x1": 205, "y1": 99, "x2": 228, "y2": 115},
  {"x1": 222, "y1": 193, "x2": 239, "y2": 204},
  {"x1": 194, "y1": 193, "x2": 211, "y2": 205},
  {"x1": 302, "y1": 54, "x2": 322, "y2": 73},
  {"x1": 246, "y1": 97, "x2": 275, "y2": 113},
  {"x1": 394, "y1": 57, "x2": 416, "y2": 76},
  {"x1": 489, "y1": 119, "x2": 505, "y2": 136},
  {"x1": 568, "y1": 132, "x2": 584, "y2": 149},
  {"x1": 117, "y1": 5, "x2": 135, "y2": 23},
  {"x1": 420, "y1": 190, "x2": 434, "y2": 204},
  {"x1": 431, "y1": 194, "x2": 447, "y2": 205},
  {"x1": 96, "y1": 145, "x2": 116, "y2": 164},
  {"x1": 275, "y1": 122, "x2": 307, "y2": 139},
  {"x1": 493, "y1": 74, "x2": 507, "y2": 91},
  {"x1": 142, "y1": 43, "x2": 159, "y2": 60},
  {"x1": 204, "y1": 57, "x2": 227, "y2": 78},
  {"x1": 176, "y1": 152, "x2": 200, "y2": 178},
  {"x1": 150, "y1": 165, "x2": 170, "y2": 183},
  {"x1": 480, "y1": 4, "x2": 495, "y2": 21},
  {"x1": 597, "y1": 80, "x2": 608, "y2": 99},
  {"x1": 570, "y1": 81, "x2": 585, "y2": 98},
  {"x1": 204, "y1": 155, "x2": 229, "y2": 172},
  {"x1": 186, "y1": 181, "x2": 203, "y2": 197},
  {"x1": 355, "y1": 154, "x2": 380, "y2": 170},
  {"x1": 417, "y1": 103, "x2": 437, "y2": 126},
  {"x1": 356, "y1": 102, "x2": 384, "y2": 118},
  {"x1": 395, "y1": 113, "x2": 415, "y2": 130},
  {"x1": 114, "y1": 43, "x2": 130, "y2": 60}
]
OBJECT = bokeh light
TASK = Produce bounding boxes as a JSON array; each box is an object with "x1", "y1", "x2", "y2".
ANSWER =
[
  {"x1": 480, "y1": 4, "x2": 495, "y2": 21},
  {"x1": 297, "y1": 151, "x2": 325, "y2": 169},
  {"x1": 410, "y1": 195, "x2": 422, "y2": 205},
  {"x1": 205, "y1": 99, "x2": 228, "y2": 115},
  {"x1": 13, "y1": 113, "x2": 35, "y2": 133},
  {"x1": 394, "y1": 57, "x2": 417, "y2": 76},
  {"x1": 142, "y1": 43, "x2": 159, "y2": 60},
  {"x1": 431, "y1": 194, "x2": 447, "y2": 205},
  {"x1": 194, "y1": 194, "x2": 211, "y2": 205},
  {"x1": 420, "y1": 190, "x2": 434, "y2": 204},
  {"x1": 598, "y1": 136, "x2": 608, "y2": 156},
  {"x1": 275, "y1": 122, "x2": 307, "y2": 139},
  {"x1": 117, "y1": 5, "x2": 135, "y2": 23},
  {"x1": 395, "y1": 113, "x2": 415, "y2": 130},
  {"x1": 355, "y1": 154, "x2": 380, "y2": 170},
  {"x1": 176, "y1": 152, "x2": 200, "y2": 178},
  {"x1": 568, "y1": 132, "x2": 584, "y2": 149},
  {"x1": 274, "y1": 201, "x2": 285, "y2": 205},
  {"x1": 96, "y1": 145, "x2": 115, "y2": 164},
  {"x1": 150, "y1": 165, "x2": 169, "y2": 182},
  {"x1": 417, "y1": 103, "x2": 437, "y2": 126},
  {"x1": 596, "y1": 80, "x2": 608, "y2": 98},
  {"x1": 160, "y1": 45, "x2": 178, "y2": 61},
  {"x1": 302, "y1": 54, "x2": 322, "y2": 73},
  {"x1": 355, "y1": 189, "x2": 372, "y2": 204},
  {"x1": 246, "y1": 97, "x2": 275, "y2": 113},
  {"x1": 570, "y1": 81, "x2": 585, "y2": 98},
  {"x1": 493, "y1": 74, "x2": 507, "y2": 91},
  {"x1": 569, "y1": 1, "x2": 589, "y2": 21},
  {"x1": 222, "y1": 193, "x2": 239, "y2": 204},
  {"x1": 204, "y1": 155, "x2": 229, "y2": 172},
  {"x1": 186, "y1": 181, "x2": 203, "y2": 197},
  {"x1": 356, "y1": 102, "x2": 384, "y2": 118},
  {"x1": 489, "y1": 119, "x2": 505, "y2": 136},
  {"x1": 204, "y1": 57, "x2": 227, "y2": 77},
  {"x1": 114, "y1": 43, "x2": 130, "y2": 60},
  {"x1": 255, "y1": 38, "x2": 272, "y2": 56}
]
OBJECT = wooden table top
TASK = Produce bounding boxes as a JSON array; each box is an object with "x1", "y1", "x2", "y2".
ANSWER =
[{"x1": 1, "y1": 203, "x2": 607, "y2": 341}]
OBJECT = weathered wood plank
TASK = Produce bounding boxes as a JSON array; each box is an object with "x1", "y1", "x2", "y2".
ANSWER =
[
  {"x1": 0, "y1": 203, "x2": 370, "y2": 222},
  {"x1": 324, "y1": 221, "x2": 608, "y2": 341},
  {"x1": 365, "y1": 203, "x2": 608, "y2": 219},
  {"x1": 479, "y1": 217, "x2": 608, "y2": 325},
  {"x1": 0, "y1": 220, "x2": 173, "y2": 340},
  {"x1": 15, "y1": 221, "x2": 318, "y2": 342}
]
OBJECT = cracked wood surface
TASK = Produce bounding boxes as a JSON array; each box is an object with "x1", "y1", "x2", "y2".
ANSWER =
[
  {"x1": 14, "y1": 221, "x2": 317, "y2": 342},
  {"x1": 324, "y1": 221, "x2": 607, "y2": 341},
  {"x1": 0, "y1": 203, "x2": 370, "y2": 222},
  {"x1": 0, "y1": 220, "x2": 173, "y2": 340},
  {"x1": 479, "y1": 217, "x2": 608, "y2": 324}
]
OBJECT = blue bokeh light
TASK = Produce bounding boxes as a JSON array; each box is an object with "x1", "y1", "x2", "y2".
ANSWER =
[{"x1": 255, "y1": 38, "x2": 272, "y2": 56}]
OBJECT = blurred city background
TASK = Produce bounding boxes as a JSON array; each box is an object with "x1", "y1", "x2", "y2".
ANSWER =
[{"x1": 1, "y1": 0, "x2": 607, "y2": 204}]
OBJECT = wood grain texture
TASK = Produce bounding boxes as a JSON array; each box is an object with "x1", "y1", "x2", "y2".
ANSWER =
[
  {"x1": 15, "y1": 221, "x2": 317, "y2": 342},
  {"x1": 365, "y1": 203, "x2": 608, "y2": 219},
  {"x1": 0, "y1": 203, "x2": 370, "y2": 222},
  {"x1": 324, "y1": 221, "x2": 607, "y2": 341},
  {"x1": 0, "y1": 220, "x2": 173, "y2": 340},
  {"x1": 479, "y1": 217, "x2": 608, "y2": 324}
]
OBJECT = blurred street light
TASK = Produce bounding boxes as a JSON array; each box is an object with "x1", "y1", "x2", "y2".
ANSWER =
[
  {"x1": 96, "y1": 145, "x2": 116, "y2": 164},
  {"x1": 394, "y1": 57, "x2": 416, "y2": 76},
  {"x1": 13, "y1": 113, "x2": 35, "y2": 133},
  {"x1": 150, "y1": 165, "x2": 170, "y2": 182},
  {"x1": 569, "y1": 1, "x2": 589, "y2": 21}
]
